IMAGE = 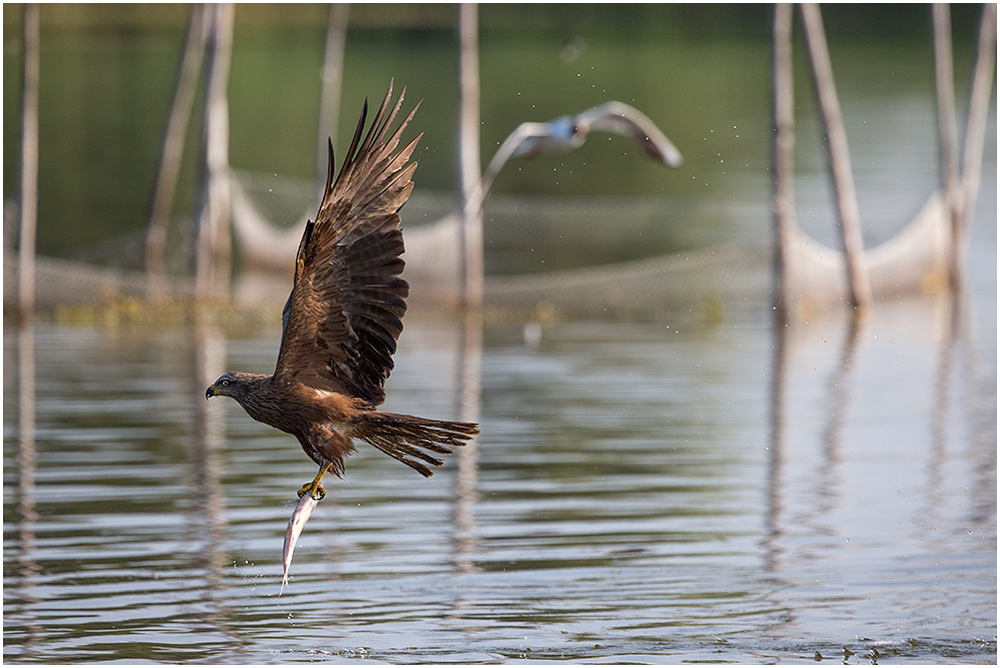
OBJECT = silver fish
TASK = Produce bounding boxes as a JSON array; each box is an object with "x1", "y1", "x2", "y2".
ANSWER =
[{"x1": 280, "y1": 492, "x2": 320, "y2": 595}]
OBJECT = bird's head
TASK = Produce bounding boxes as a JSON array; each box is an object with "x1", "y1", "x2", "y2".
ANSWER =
[
  {"x1": 509, "y1": 117, "x2": 582, "y2": 161},
  {"x1": 548, "y1": 115, "x2": 580, "y2": 142},
  {"x1": 206, "y1": 372, "x2": 251, "y2": 400}
]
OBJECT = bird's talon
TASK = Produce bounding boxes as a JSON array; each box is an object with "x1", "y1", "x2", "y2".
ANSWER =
[{"x1": 297, "y1": 481, "x2": 326, "y2": 500}]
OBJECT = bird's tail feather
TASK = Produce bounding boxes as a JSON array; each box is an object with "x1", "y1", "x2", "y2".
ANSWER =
[{"x1": 355, "y1": 412, "x2": 479, "y2": 477}]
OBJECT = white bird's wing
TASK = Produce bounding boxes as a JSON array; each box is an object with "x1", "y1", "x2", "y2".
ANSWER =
[
  {"x1": 466, "y1": 122, "x2": 552, "y2": 218},
  {"x1": 576, "y1": 101, "x2": 683, "y2": 168}
]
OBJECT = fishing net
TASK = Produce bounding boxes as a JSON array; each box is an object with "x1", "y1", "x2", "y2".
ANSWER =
[
  {"x1": 227, "y1": 168, "x2": 774, "y2": 322},
  {"x1": 3, "y1": 166, "x2": 949, "y2": 328}
]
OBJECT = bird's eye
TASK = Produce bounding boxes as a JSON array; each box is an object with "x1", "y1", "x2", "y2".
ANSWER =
[{"x1": 221, "y1": 379, "x2": 230, "y2": 387}]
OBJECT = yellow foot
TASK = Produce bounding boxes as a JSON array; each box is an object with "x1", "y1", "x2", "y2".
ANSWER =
[
  {"x1": 297, "y1": 461, "x2": 333, "y2": 500},
  {"x1": 296, "y1": 480, "x2": 326, "y2": 500}
]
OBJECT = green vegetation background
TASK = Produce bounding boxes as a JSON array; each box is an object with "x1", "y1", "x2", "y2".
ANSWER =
[{"x1": 2, "y1": 4, "x2": 982, "y2": 259}]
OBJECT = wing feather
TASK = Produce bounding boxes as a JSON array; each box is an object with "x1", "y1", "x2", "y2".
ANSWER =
[
  {"x1": 578, "y1": 101, "x2": 683, "y2": 168},
  {"x1": 274, "y1": 82, "x2": 420, "y2": 405}
]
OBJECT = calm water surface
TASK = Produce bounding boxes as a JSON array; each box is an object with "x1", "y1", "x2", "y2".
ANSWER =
[{"x1": 4, "y1": 297, "x2": 995, "y2": 663}]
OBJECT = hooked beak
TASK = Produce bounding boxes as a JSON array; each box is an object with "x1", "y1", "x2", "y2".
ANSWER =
[{"x1": 205, "y1": 385, "x2": 217, "y2": 400}]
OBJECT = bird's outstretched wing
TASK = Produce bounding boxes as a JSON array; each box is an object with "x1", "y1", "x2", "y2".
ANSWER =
[
  {"x1": 577, "y1": 101, "x2": 683, "y2": 168},
  {"x1": 274, "y1": 81, "x2": 422, "y2": 405}
]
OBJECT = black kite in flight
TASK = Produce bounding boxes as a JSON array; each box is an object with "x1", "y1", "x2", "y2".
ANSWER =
[{"x1": 206, "y1": 83, "x2": 479, "y2": 500}]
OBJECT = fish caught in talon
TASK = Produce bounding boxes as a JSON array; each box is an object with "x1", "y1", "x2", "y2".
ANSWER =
[
  {"x1": 203, "y1": 81, "x2": 479, "y2": 589},
  {"x1": 297, "y1": 462, "x2": 333, "y2": 500},
  {"x1": 296, "y1": 481, "x2": 326, "y2": 500},
  {"x1": 281, "y1": 491, "x2": 320, "y2": 595}
]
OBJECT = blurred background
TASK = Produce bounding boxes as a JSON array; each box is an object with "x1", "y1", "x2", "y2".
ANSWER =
[{"x1": 2, "y1": 3, "x2": 990, "y2": 277}]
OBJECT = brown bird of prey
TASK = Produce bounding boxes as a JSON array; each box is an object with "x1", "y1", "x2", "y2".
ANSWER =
[{"x1": 206, "y1": 83, "x2": 479, "y2": 500}]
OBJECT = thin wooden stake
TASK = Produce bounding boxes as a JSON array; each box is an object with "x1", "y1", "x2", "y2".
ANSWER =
[
  {"x1": 800, "y1": 3, "x2": 873, "y2": 315},
  {"x1": 932, "y1": 3, "x2": 963, "y2": 281},
  {"x1": 456, "y1": 3, "x2": 483, "y2": 310},
  {"x1": 772, "y1": 3, "x2": 797, "y2": 322},
  {"x1": 18, "y1": 3, "x2": 39, "y2": 318},
  {"x1": 956, "y1": 3, "x2": 997, "y2": 274},
  {"x1": 146, "y1": 5, "x2": 209, "y2": 298},
  {"x1": 194, "y1": 3, "x2": 234, "y2": 299},
  {"x1": 316, "y1": 4, "x2": 348, "y2": 201}
]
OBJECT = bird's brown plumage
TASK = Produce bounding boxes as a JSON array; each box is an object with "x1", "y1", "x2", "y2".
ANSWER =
[
  {"x1": 206, "y1": 82, "x2": 478, "y2": 488},
  {"x1": 275, "y1": 84, "x2": 420, "y2": 405}
]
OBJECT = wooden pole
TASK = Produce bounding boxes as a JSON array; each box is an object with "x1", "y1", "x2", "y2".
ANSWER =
[
  {"x1": 932, "y1": 4, "x2": 962, "y2": 261},
  {"x1": 146, "y1": 4, "x2": 209, "y2": 298},
  {"x1": 456, "y1": 3, "x2": 483, "y2": 310},
  {"x1": 316, "y1": 4, "x2": 349, "y2": 201},
  {"x1": 800, "y1": 3, "x2": 873, "y2": 316},
  {"x1": 18, "y1": 4, "x2": 39, "y2": 318},
  {"x1": 956, "y1": 3, "x2": 997, "y2": 272},
  {"x1": 772, "y1": 3, "x2": 797, "y2": 322},
  {"x1": 195, "y1": 3, "x2": 234, "y2": 299}
]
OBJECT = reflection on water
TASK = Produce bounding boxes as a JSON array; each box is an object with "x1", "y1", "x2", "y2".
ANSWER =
[
  {"x1": 764, "y1": 294, "x2": 995, "y2": 653},
  {"x1": 9, "y1": 324, "x2": 41, "y2": 660},
  {"x1": 451, "y1": 312, "x2": 484, "y2": 576},
  {"x1": 3, "y1": 294, "x2": 995, "y2": 662}
]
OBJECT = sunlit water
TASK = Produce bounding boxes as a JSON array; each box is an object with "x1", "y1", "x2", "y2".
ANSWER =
[{"x1": 4, "y1": 293, "x2": 996, "y2": 663}]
